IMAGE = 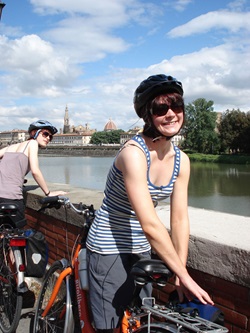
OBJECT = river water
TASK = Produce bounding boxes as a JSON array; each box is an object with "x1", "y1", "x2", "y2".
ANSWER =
[{"x1": 27, "y1": 156, "x2": 250, "y2": 217}]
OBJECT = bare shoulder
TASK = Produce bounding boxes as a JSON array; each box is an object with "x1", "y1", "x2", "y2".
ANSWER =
[
  {"x1": 179, "y1": 150, "x2": 190, "y2": 176},
  {"x1": 116, "y1": 140, "x2": 146, "y2": 170},
  {"x1": 179, "y1": 150, "x2": 190, "y2": 164},
  {"x1": 2, "y1": 143, "x2": 19, "y2": 152},
  {"x1": 27, "y1": 139, "x2": 38, "y2": 149},
  {"x1": 25, "y1": 140, "x2": 38, "y2": 157},
  {"x1": 120, "y1": 140, "x2": 145, "y2": 158}
]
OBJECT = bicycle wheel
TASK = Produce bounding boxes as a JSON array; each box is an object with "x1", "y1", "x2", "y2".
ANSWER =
[
  {"x1": 0, "y1": 245, "x2": 23, "y2": 333},
  {"x1": 33, "y1": 260, "x2": 67, "y2": 333}
]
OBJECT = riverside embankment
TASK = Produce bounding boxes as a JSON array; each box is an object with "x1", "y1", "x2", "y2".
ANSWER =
[
  {"x1": 23, "y1": 180, "x2": 250, "y2": 332},
  {"x1": 39, "y1": 144, "x2": 120, "y2": 157},
  {"x1": 40, "y1": 145, "x2": 250, "y2": 164}
]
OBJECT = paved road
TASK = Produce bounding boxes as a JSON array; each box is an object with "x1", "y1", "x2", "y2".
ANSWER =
[
  {"x1": 17, "y1": 307, "x2": 35, "y2": 333},
  {"x1": 16, "y1": 284, "x2": 37, "y2": 333}
]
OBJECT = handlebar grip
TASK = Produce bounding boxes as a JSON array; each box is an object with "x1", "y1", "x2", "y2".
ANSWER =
[{"x1": 40, "y1": 196, "x2": 60, "y2": 204}]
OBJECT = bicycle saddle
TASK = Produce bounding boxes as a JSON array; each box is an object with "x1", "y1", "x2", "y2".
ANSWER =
[
  {"x1": 131, "y1": 259, "x2": 173, "y2": 286},
  {"x1": 0, "y1": 204, "x2": 18, "y2": 216}
]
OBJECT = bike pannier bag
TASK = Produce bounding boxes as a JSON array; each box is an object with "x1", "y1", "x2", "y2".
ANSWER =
[
  {"x1": 25, "y1": 230, "x2": 49, "y2": 278},
  {"x1": 168, "y1": 291, "x2": 225, "y2": 326},
  {"x1": 178, "y1": 298, "x2": 225, "y2": 326}
]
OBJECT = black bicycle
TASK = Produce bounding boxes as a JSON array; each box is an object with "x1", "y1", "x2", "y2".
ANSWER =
[{"x1": 0, "y1": 203, "x2": 29, "y2": 333}]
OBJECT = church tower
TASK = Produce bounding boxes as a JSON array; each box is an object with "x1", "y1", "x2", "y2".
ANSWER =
[{"x1": 63, "y1": 105, "x2": 70, "y2": 134}]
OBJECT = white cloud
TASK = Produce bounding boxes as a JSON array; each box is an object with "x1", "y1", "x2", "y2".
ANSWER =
[
  {"x1": 167, "y1": 10, "x2": 250, "y2": 37},
  {"x1": 0, "y1": 1, "x2": 249, "y2": 133},
  {"x1": 171, "y1": 0, "x2": 194, "y2": 12},
  {"x1": 42, "y1": 17, "x2": 130, "y2": 63},
  {"x1": 0, "y1": 34, "x2": 78, "y2": 98}
]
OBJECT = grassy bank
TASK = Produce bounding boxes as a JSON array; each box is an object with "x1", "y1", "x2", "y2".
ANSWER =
[{"x1": 187, "y1": 153, "x2": 250, "y2": 165}]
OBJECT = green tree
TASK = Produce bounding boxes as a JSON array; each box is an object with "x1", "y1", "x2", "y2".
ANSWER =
[
  {"x1": 182, "y1": 98, "x2": 219, "y2": 154},
  {"x1": 242, "y1": 112, "x2": 250, "y2": 153},
  {"x1": 90, "y1": 130, "x2": 124, "y2": 145},
  {"x1": 218, "y1": 109, "x2": 250, "y2": 153}
]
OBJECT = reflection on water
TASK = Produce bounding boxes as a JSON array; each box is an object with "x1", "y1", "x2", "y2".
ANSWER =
[
  {"x1": 189, "y1": 162, "x2": 250, "y2": 196},
  {"x1": 27, "y1": 156, "x2": 250, "y2": 217},
  {"x1": 188, "y1": 162, "x2": 250, "y2": 216}
]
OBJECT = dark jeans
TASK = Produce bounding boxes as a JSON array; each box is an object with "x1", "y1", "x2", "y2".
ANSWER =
[{"x1": 0, "y1": 197, "x2": 27, "y2": 228}]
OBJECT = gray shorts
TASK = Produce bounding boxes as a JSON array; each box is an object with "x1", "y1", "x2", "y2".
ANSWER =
[{"x1": 87, "y1": 250, "x2": 152, "y2": 330}]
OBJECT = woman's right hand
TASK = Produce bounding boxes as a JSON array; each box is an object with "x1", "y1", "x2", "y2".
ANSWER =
[
  {"x1": 47, "y1": 190, "x2": 68, "y2": 196},
  {"x1": 177, "y1": 273, "x2": 214, "y2": 305}
]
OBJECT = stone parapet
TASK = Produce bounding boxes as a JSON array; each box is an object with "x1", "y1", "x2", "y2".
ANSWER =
[
  {"x1": 156, "y1": 205, "x2": 250, "y2": 289},
  {"x1": 24, "y1": 181, "x2": 250, "y2": 332},
  {"x1": 25, "y1": 180, "x2": 250, "y2": 288}
]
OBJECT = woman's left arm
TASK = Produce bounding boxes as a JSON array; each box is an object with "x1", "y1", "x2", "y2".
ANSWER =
[{"x1": 170, "y1": 151, "x2": 190, "y2": 267}]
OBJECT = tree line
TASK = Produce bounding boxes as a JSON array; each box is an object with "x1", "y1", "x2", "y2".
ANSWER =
[
  {"x1": 91, "y1": 98, "x2": 250, "y2": 155},
  {"x1": 182, "y1": 98, "x2": 250, "y2": 154}
]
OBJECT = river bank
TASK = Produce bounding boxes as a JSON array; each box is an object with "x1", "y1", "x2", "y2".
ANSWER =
[
  {"x1": 187, "y1": 152, "x2": 250, "y2": 165},
  {"x1": 39, "y1": 145, "x2": 119, "y2": 157},
  {"x1": 39, "y1": 145, "x2": 250, "y2": 164}
]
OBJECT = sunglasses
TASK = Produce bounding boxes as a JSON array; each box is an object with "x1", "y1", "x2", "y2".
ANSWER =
[
  {"x1": 150, "y1": 102, "x2": 184, "y2": 117},
  {"x1": 41, "y1": 131, "x2": 53, "y2": 141}
]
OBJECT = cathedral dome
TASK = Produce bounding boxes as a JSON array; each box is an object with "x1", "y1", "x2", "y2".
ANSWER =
[{"x1": 104, "y1": 118, "x2": 117, "y2": 131}]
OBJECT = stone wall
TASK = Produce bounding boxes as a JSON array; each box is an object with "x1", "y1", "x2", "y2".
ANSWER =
[
  {"x1": 24, "y1": 186, "x2": 250, "y2": 333},
  {"x1": 39, "y1": 145, "x2": 120, "y2": 157}
]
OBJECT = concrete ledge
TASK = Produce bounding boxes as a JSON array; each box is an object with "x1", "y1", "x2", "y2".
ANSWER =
[
  {"x1": 25, "y1": 180, "x2": 250, "y2": 288},
  {"x1": 156, "y1": 205, "x2": 250, "y2": 288}
]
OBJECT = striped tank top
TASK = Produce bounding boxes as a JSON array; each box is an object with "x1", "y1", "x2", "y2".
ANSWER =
[{"x1": 86, "y1": 134, "x2": 181, "y2": 254}]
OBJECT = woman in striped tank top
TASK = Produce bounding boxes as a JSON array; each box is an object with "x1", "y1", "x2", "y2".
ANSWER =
[{"x1": 86, "y1": 74, "x2": 214, "y2": 333}]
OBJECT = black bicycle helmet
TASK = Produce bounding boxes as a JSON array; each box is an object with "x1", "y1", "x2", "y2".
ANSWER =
[
  {"x1": 134, "y1": 74, "x2": 183, "y2": 118},
  {"x1": 28, "y1": 120, "x2": 58, "y2": 135}
]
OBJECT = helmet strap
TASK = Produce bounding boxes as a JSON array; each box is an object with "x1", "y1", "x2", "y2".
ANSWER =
[
  {"x1": 33, "y1": 129, "x2": 41, "y2": 139},
  {"x1": 152, "y1": 135, "x2": 172, "y2": 142},
  {"x1": 143, "y1": 117, "x2": 172, "y2": 142}
]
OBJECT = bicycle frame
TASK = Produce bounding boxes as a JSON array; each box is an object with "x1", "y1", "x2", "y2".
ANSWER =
[
  {"x1": 74, "y1": 244, "x2": 95, "y2": 333},
  {"x1": 12, "y1": 246, "x2": 28, "y2": 293},
  {"x1": 39, "y1": 242, "x2": 95, "y2": 333}
]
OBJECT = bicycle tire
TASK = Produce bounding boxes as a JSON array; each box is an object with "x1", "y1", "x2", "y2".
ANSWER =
[
  {"x1": 0, "y1": 245, "x2": 23, "y2": 333},
  {"x1": 33, "y1": 260, "x2": 67, "y2": 333}
]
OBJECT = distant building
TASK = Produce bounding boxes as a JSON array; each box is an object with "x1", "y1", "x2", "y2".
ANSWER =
[
  {"x1": 50, "y1": 132, "x2": 94, "y2": 146},
  {"x1": 120, "y1": 127, "x2": 142, "y2": 145},
  {"x1": 63, "y1": 105, "x2": 71, "y2": 134},
  {"x1": 52, "y1": 105, "x2": 96, "y2": 145},
  {"x1": 171, "y1": 134, "x2": 184, "y2": 147},
  {"x1": 0, "y1": 129, "x2": 27, "y2": 146},
  {"x1": 104, "y1": 118, "x2": 117, "y2": 131},
  {"x1": 62, "y1": 105, "x2": 96, "y2": 136},
  {"x1": 120, "y1": 127, "x2": 184, "y2": 147}
]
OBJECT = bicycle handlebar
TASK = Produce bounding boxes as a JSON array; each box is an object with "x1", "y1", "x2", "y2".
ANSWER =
[
  {"x1": 40, "y1": 195, "x2": 61, "y2": 204},
  {"x1": 39, "y1": 196, "x2": 95, "y2": 217}
]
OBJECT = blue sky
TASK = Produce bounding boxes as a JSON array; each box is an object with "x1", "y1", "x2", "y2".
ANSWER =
[{"x1": 0, "y1": 0, "x2": 249, "y2": 132}]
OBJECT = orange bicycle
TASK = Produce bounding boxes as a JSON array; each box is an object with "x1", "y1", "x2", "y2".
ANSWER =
[{"x1": 33, "y1": 196, "x2": 228, "y2": 333}]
